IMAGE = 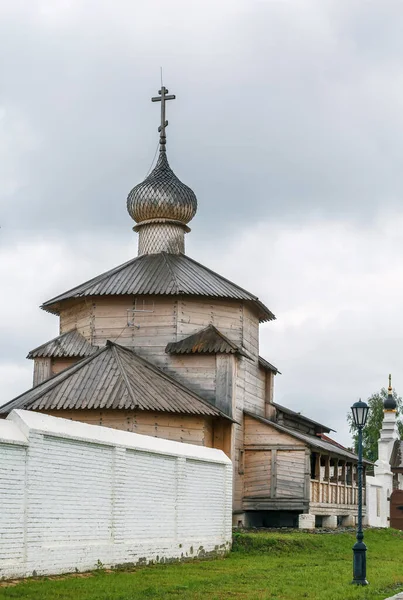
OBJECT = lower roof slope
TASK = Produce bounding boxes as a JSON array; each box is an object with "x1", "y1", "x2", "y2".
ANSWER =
[
  {"x1": 245, "y1": 411, "x2": 370, "y2": 464},
  {"x1": 273, "y1": 402, "x2": 333, "y2": 434},
  {"x1": 41, "y1": 252, "x2": 275, "y2": 322},
  {"x1": 0, "y1": 342, "x2": 231, "y2": 419}
]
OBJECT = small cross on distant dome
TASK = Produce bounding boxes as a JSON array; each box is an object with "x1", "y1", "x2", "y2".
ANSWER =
[{"x1": 151, "y1": 86, "x2": 176, "y2": 149}]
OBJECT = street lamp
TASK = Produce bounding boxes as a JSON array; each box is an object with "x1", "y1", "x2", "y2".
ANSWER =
[{"x1": 351, "y1": 399, "x2": 369, "y2": 586}]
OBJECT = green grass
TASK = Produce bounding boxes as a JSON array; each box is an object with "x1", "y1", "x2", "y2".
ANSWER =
[{"x1": 1, "y1": 529, "x2": 403, "y2": 600}]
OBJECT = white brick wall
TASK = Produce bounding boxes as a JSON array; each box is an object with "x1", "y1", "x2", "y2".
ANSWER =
[{"x1": 0, "y1": 410, "x2": 232, "y2": 579}]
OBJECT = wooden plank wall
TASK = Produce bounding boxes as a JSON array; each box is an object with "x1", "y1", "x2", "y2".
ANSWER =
[
  {"x1": 164, "y1": 355, "x2": 216, "y2": 402},
  {"x1": 232, "y1": 305, "x2": 268, "y2": 511},
  {"x1": 244, "y1": 450, "x2": 272, "y2": 497},
  {"x1": 243, "y1": 414, "x2": 307, "y2": 501},
  {"x1": 33, "y1": 358, "x2": 51, "y2": 386},
  {"x1": 177, "y1": 299, "x2": 243, "y2": 345},
  {"x1": 92, "y1": 296, "x2": 136, "y2": 348},
  {"x1": 56, "y1": 295, "x2": 223, "y2": 403},
  {"x1": 242, "y1": 305, "x2": 265, "y2": 416},
  {"x1": 51, "y1": 358, "x2": 79, "y2": 376},
  {"x1": 59, "y1": 300, "x2": 94, "y2": 340},
  {"x1": 276, "y1": 450, "x2": 306, "y2": 498},
  {"x1": 244, "y1": 414, "x2": 303, "y2": 446},
  {"x1": 44, "y1": 409, "x2": 214, "y2": 447}
]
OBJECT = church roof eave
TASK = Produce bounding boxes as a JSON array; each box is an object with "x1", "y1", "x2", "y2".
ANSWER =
[{"x1": 40, "y1": 252, "x2": 275, "y2": 322}]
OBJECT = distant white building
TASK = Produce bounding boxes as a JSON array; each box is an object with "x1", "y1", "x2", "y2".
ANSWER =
[{"x1": 366, "y1": 377, "x2": 403, "y2": 529}]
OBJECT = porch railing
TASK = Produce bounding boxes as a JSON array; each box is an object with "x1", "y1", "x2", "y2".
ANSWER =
[{"x1": 310, "y1": 480, "x2": 365, "y2": 505}]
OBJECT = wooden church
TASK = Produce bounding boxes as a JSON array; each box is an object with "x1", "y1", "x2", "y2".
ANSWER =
[{"x1": 0, "y1": 87, "x2": 364, "y2": 528}]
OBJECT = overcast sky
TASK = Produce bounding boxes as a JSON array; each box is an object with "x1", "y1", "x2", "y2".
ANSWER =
[{"x1": 1, "y1": 0, "x2": 403, "y2": 446}]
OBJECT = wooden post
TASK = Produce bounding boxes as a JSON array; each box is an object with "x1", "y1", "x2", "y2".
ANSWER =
[
  {"x1": 341, "y1": 461, "x2": 346, "y2": 504},
  {"x1": 324, "y1": 456, "x2": 330, "y2": 503},
  {"x1": 315, "y1": 453, "x2": 321, "y2": 480},
  {"x1": 326, "y1": 456, "x2": 330, "y2": 480},
  {"x1": 271, "y1": 449, "x2": 277, "y2": 498},
  {"x1": 264, "y1": 371, "x2": 276, "y2": 420},
  {"x1": 305, "y1": 448, "x2": 311, "y2": 503},
  {"x1": 333, "y1": 458, "x2": 339, "y2": 504}
]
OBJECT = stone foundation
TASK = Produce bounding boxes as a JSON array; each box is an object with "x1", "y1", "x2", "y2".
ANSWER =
[
  {"x1": 322, "y1": 515, "x2": 337, "y2": 529},
  {"x1": 298, "y1": 513, "x2": 315, "y2": 530},
  {"x1": 342, "y1": 515, "x2": 356, "y2": 527}
]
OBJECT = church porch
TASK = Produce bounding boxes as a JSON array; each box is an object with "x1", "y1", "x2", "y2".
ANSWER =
[{"x1": 240, "y1": 412, "x2": 365, "y2": 528}]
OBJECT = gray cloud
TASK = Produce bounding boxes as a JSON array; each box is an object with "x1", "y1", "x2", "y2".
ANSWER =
[{"x1": 2, "y1": 0, "x2": 403, "y2": 243}]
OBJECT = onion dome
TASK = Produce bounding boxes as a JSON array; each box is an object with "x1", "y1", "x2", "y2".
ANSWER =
[
  {"x1": 127, "y1": 85, "x2": 197, "y2": 256},
  {"x1": 127, "y1": 151, "x2": 197, "y2": 225},
  {"x1": 384, "y1": 374, "x2": 397, "y2": 411}
]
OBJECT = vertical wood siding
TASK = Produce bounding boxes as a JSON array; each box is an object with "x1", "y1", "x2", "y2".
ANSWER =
[
  {"x1": 243, "y1": 414, "x2": 307, "y2": 501},
  {"x1": 33, "y1": 358, "x2": 51, "y2": 386}
]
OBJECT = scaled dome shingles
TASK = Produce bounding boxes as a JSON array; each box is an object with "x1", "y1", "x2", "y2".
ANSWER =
[{"x1": 127, "y1": 152, "x2": 197, "y2": 224}]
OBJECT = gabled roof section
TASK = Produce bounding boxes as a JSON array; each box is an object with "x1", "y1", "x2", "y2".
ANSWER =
[
  {"x1": 165, "y1": 325, "x2": 249, "y2": 357},
  {"x1": 244, "y1": 411, "x2": 371, "y2": 464},
  {"x1": 27, "y1": 330, "x2": 97, "y2": 359},
  {"x1": 0, "y1": 342, "x2": 231, "y2": 420},
  {"x1": 41, "y1": 252, "x2": 275, "y2": 323},
  {"x1": 258, "y1": 356, "x2": 281, "y2": 375},
  {"x1": 273, "y1": 402, "x2": 334, "y2": 434}
]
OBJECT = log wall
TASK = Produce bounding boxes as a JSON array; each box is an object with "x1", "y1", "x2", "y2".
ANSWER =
[
  {"x1": 59, "y1": 300, "x2": 94, "y2": 340},
  {"x1": 43, "y1": 409, "x2": 214, "y2": 448},
  {"x1": 33, "y1": 358, "x2": 51, "y2": 386}
]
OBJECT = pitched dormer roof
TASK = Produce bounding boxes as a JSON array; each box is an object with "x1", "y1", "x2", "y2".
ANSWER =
[
  {"x1": 27, "y1": 330, "x2": 97, "y2": 359},
  {"x1": 165, "y1": 325, "x2": 249, "y2": 357}
]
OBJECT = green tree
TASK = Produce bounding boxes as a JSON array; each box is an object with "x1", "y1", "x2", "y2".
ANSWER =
[{"x1": 347, "y1": 387, "x2": 403, "y2": 462}]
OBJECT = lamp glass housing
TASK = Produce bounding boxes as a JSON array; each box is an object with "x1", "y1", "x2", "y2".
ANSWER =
[{"x1": 351, "y1": 400, "x2": 369, "y2": 428}]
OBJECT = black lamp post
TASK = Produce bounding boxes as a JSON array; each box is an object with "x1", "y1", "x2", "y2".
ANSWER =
[{"x1": 351, "y1": 399, "x2": 369, "y2": 586}]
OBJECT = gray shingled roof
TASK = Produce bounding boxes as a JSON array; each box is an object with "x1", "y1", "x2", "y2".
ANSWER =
[
  {"x1": 165, "y1": 325, "x2": 249, "y2": 357},
  {"x1": 1, "y1": 342, "x2": 231, "y2": 419},
  {"x1": 27, "y1": 330, "x2": 97, "y2": 359},
  {"x1": 41, "y1": 252, "x2": 275, "y2": 322},
  {"x1": 245, "y1": 411, "x2": 371, "y2": 464},
  {"x1": 273, "y1": 402, "x2": 334, "y2": 433}
]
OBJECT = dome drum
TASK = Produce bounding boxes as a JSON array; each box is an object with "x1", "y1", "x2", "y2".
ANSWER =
[{"x1": 136, "y1": 221, "x2": 189, "y2": 255}]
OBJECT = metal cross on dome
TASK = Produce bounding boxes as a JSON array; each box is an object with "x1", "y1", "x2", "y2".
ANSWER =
[{"x1": 152, "y1": 86, "x2": 176, "y2": 148}]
